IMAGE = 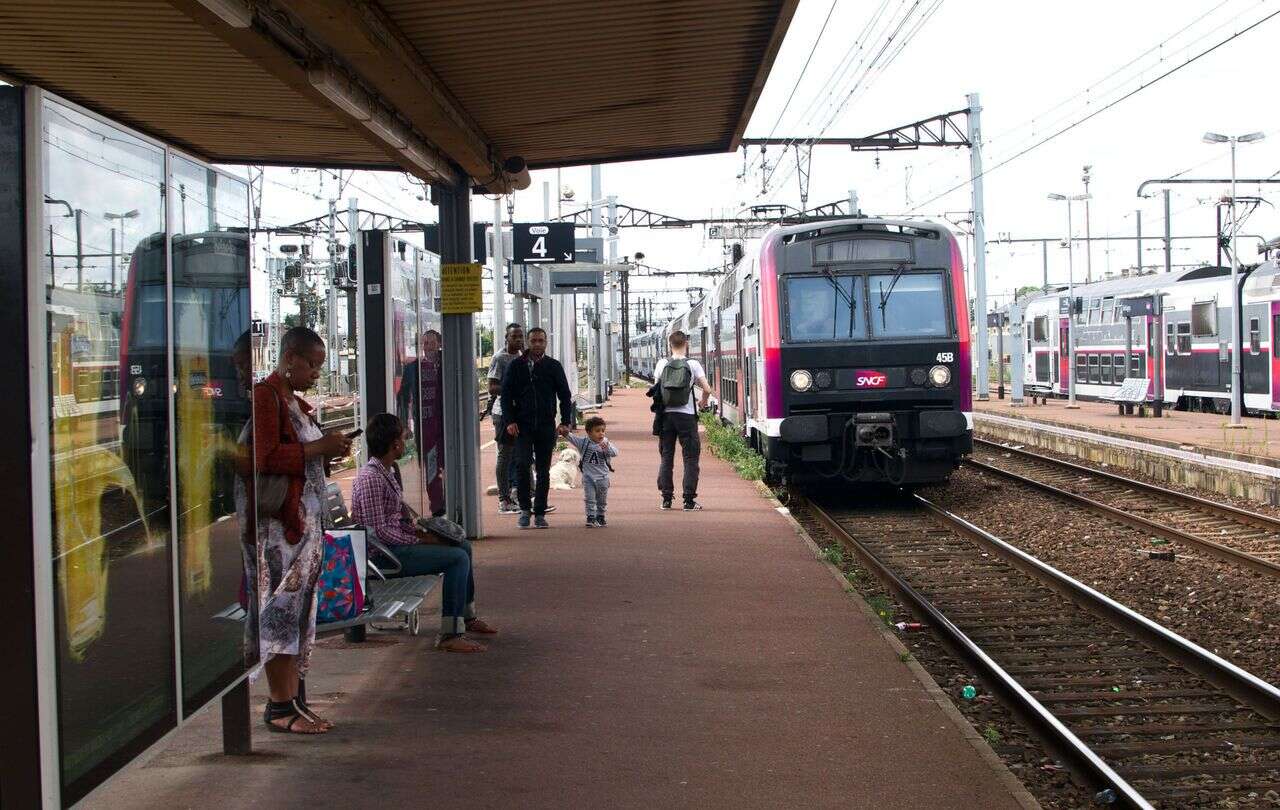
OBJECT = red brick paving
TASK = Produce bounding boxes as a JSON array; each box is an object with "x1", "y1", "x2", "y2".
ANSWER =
[{"x1": 90, "y1": 389, "x2": 1028, "y2": 809}]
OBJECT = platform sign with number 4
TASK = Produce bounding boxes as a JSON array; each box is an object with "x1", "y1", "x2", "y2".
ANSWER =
[{"x1": 512, "y1": 222, "x2": 575, "y2": 264}]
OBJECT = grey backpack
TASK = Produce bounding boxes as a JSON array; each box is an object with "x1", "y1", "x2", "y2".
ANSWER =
[{"x1": 660, "y1": 358, "x2": 693, "y2": 407}]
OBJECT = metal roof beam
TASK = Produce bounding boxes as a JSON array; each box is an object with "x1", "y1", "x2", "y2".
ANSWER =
[
  {"x1": 167, "y1": 0, "x2": 470, "y2": 185},
  {"x1": 272, "y1": 0, "x2": 504, "y2": 186}
]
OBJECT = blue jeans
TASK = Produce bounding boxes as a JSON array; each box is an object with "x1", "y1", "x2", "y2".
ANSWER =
[{"x1": 388, "y1": 539, "x2": 476, "y2": 634}]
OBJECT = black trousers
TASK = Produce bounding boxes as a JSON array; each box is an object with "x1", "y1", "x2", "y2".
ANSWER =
[
  {"x1": 657, "y1": 411, "x2": 701, "y2": 501},
  {"x1": 515, "y1": 428, "x2": 557, "y2": 515}
]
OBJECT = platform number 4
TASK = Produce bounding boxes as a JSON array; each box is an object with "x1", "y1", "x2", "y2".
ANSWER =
[
  {"x1": 531, "y1": 236, "x2": 547, "y2": 258},
  {"x1": 935, "y1": 352, "x2": 954, "y2": 363}
]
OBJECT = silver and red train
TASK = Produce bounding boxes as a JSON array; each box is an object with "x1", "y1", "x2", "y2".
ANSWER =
[{"x1": 630, "y1": 218, "x2": 973, "y2": 486}]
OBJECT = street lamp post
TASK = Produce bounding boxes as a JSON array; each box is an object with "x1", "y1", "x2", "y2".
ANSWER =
[
  {"x1": 104, "y1": 209, "x2": 139, "y2": 294},
  {"x1": 1203, "y1": 131, "x2": 1265, "y2": 428},
  {"x1": 1048, "y1": 192, "x2": 1091, "y2": 408}
]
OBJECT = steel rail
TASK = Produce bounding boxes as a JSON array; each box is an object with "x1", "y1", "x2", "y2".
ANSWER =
[
  {"x1": 968, "y1": 440, "x2": 1280, "y2": 579},
  {"x1": 800, "y1": 495, "x2": 1152, "y2": 809},
  {"x1": 804, "y1": 492, "x2": 1280, "y2": 805}
]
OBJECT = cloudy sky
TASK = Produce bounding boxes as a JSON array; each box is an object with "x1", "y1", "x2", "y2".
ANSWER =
[{"x1": 244, "y1": 0, "x2": 1280, "y2": 322}]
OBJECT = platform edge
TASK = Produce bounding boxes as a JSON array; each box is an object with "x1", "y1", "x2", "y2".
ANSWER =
[{"x1": 754, "y1": 481, "x2": 1043, "y2": 810}]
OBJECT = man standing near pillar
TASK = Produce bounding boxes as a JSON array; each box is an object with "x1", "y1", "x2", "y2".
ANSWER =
[
  {"x1": 487, "y1": 323, "x2": 524, "y2": 514},
  {"x1": 500, "y1": 327, "x2": 573, "y2": 529}
]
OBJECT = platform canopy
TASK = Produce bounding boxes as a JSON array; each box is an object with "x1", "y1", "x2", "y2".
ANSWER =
[{"x1": 0, "y1": 0, "x2": 798, "y2": 190}]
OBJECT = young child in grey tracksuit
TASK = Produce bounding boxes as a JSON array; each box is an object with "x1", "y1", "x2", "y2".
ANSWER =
[{"x1": 567, "y1": 415, "x2": 618, "y2": 528}]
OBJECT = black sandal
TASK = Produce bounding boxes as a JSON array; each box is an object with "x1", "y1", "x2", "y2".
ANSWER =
[
  {"x1": 263, "y1": 699, "x2": 326, "y2": 734},
  {"x1": 294, "y1": 681, "x2": 334, "y2": 729}
]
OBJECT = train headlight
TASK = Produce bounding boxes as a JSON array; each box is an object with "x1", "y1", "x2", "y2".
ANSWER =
[
  {"x1": 132, "y1": 376, "x2": 147, "y2": 397},
  {"x1": 790, "y1": 369, "x2": 813, "y2": 392},
  {"x1": 928, "y1": 365, "x2": 951, "y2": 387},
  {"x1": 909, "y1": 368, "x2": 928, "y2": 386}
]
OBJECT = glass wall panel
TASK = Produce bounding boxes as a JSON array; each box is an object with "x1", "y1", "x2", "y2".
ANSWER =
[
  {"x1": 418, "y1": 249, "x2": 445, "y2": 516},
  {"x1": 390, "y1": 239, "x2": 423, "y2": 515},
  {"x1": 42, "y1": 98, "x2": 175, "y2": 801},
  {"x1": 169, "y1": 155, "x2": 253, "y2": 713}
]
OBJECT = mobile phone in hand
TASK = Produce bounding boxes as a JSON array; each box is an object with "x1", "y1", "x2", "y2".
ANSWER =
[{"x1": 345, "y1": 428, "x2": 363, "y2": 439}]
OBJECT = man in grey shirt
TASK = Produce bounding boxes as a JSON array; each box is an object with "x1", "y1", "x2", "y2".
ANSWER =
[{"x1": 488, "y1": 323, "x2": 524, "y2": 514}]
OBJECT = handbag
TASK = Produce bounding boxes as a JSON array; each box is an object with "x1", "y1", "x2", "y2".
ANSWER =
[
  {"x1": 255, "y1": 383, "x2": 292, "y2": 520},
  {"x1": 316, "y1": 529, "x2": 366, "y2": 624}
]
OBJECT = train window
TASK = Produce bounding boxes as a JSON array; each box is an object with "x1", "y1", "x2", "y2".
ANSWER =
[
  {"x1": 868, "y1": 272, "x2": 949, "y2": 338},
  {"x1": 1191, "y1": 301, "x2": 1217, "y2": 337},
  {"x1": 784, "y1": 275, "x2": 864, "y2": 341},
  {"x1": 1101, "y1": 297, "x2": 1114, "y2": 323},
  {"x1": 1100, "y1": 354, "x2": 1113, "y2": 383},
  {"x1": 1113, "y1": 353, "x2": 1127, "y2": 382},
  {"x1": 1075, "y1": 353, "x2": 1087, "y2": 383},
  {"x1": 1052, "y1": 351, "x2": 1059, "y2": 384},
  {"x1": 1032, "y1": 315, "x2": 1048, "y2": 342},
  {"x1": 1165, "y1": 322, "x2": 1176, "y2": 354},
  {"x1": 813, "y1": 238, "x2": 911, "y2": 263},
  {"x1": 1176, "y1": 322, "x2": 1192, "y2": 354},
  {"x1": 1088, "y1": 354, "x2": 1101, "y2": 383},
  {"x1": 1250, "y1": 318, "x2": 1261, "y2": 354},
  {"x1": 1131, "y1": 353, "x2": 1142, "y2": 378}
]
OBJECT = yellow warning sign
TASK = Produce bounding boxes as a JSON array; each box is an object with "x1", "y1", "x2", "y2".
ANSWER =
[{"x1": 440, "y1": 262, "x2": 483, "y2": 314}]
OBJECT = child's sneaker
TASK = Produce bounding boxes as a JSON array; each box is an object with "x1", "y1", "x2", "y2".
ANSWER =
[
  {"x1": 660, "y1": 497, "x2": 673, "y2": 510},
  {"x1": 517, "y1": 512, "x2": 531, "y2": 529},
  {"x1": 596, "y1": 515, "x2": 607, "y2": 527},
  {"x1": 585, "y1": 516, "x2": 599, "y2": 528}
]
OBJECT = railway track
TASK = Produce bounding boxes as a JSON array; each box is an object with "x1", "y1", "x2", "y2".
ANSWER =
[
  {"x1": 803, "y1": 492, "x2": 1280, "y2": 808},
  {"x1": 968, "y1": 439, "x2": 1280, "y2": 579}
]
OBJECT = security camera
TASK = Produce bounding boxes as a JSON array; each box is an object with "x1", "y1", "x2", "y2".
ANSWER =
[{"x1": 561, "y1": 185, "x2": 575, "y2": 201}]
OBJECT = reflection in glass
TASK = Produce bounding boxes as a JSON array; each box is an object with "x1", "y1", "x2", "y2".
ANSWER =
[
  {"x1": 170, "y1": 155, "x2": 253, "y2": 713},
  {"x1": 391, "y1": 241, "x2": 423, "y2": 516},
  {"x1": 419, "y1": 252, "x2": 445, "y2": 517},
  {"x1": 869, "y1": 272, "x2": 949, "y2": 338},
  {"x1": 43, "y1": 99, "x2": 174, "y2": 800},
  {"x1": 785, "y1": 275, "x2": 862, "y2": 341}
]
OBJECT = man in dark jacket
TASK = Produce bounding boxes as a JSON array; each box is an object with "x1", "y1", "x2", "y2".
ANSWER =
[{"x1": 499, "y1": 327, "x2": 573, "y2": 528}]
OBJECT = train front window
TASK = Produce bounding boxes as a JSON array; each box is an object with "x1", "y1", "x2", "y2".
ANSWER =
[
  {"x1": 784, "y1": 274, "x2": 864, "y2": 341},
  {"x1": 869, "y1": 272, "x2": 949, "y2": 338}
]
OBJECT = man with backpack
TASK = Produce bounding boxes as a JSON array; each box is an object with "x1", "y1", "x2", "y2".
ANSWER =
[{"x1": 653, "y1": 330, "x2": 713, "y2": 510}]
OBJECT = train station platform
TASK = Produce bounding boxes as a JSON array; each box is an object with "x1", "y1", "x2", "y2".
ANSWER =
[
  {"x1": 974, "y1": 396, "x2": 1280, "y2": 503},
  {"x1": 86, "y1": 389, "x2": 1030, "y2": 809}
]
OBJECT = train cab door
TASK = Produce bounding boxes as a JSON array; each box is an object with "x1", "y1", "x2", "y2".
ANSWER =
[
  {"x1": 737, "y1": 288, "x2": 749, "y2": 421},
  {"x1": 1059, "y1": 318, "x2": 1070, "y2": 393},
  {"x1": 1271, "y1": 303, "x2": 1280, "y2": 410}
]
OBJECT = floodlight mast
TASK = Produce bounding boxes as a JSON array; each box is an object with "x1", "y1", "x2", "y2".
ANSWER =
[
  {"x1": 1047, "y1": 192, "x2": 1090, "y2": 408},
  {"x1": 1202, "y1": 130, "x2": 1266, "y2": 426}
]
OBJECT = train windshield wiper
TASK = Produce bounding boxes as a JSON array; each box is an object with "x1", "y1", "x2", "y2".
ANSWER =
[
  {"x1": 822, "y1": 269, "x2": 855, "y2": 336},
  {"x1": 877, "y1": 263, "x2": 909, "y2": 328}
]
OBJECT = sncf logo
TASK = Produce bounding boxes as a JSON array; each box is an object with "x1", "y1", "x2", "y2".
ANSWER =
[{"x1": 854, "y1": 370, "x2": 888, "y2": 388}]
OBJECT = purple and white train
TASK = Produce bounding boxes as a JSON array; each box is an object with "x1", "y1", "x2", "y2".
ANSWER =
[
  {"x1": 1016, "y1": 259, "x2": 1280, "y2": 414},
  {"x1": 630, "y1": 218, "x2": 974, "y2": 486}
]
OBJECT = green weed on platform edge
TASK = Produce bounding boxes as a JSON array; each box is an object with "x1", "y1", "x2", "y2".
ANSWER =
[{"x1": 698, "y1": 412, "x2": 765, "y2": 481}]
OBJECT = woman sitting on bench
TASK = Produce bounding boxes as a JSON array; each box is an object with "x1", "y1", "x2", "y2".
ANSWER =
[{"x1": 351, "y1": 413, "x2": 499, "y2": 653}]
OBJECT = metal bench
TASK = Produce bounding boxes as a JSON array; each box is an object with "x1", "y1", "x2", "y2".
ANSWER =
[
  {"x1": 214, "y1": 485, "x2": 440, "y2": 639},
  {"x1": 321, "y1": 483, "x2": 440, "y2": 640},
  {"x1": 1104, "y1": 377, "x2": 1155, "y2": 416}
]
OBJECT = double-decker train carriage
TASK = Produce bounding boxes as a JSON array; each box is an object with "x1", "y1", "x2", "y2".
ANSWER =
[
  {"x1": 1016, "y1": 260, "x2": 1280, "y2": 414},
  {"x1": 630, "y1": 218, "x2": 973, "y2": 486}
]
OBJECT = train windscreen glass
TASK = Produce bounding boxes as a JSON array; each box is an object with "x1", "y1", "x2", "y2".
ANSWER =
[
  {"x1": 870, "y1": 272, "x2": 949, "y2": 338},
  {"x1": 785, "y1": 275, "x2": 865, "y2": 341}
]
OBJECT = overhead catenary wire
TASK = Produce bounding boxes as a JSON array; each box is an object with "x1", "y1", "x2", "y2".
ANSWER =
[
  {"x1": 906, "y1": 7, "x2": 1280, "y2": 213},
  {"x1": 855, "y1": 0, "x2": 1266, "y2": 211}
]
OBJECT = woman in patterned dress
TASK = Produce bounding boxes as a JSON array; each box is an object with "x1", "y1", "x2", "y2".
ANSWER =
[{"x1": 253, "y1": 327, "x2": 351, "y2": 735}]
